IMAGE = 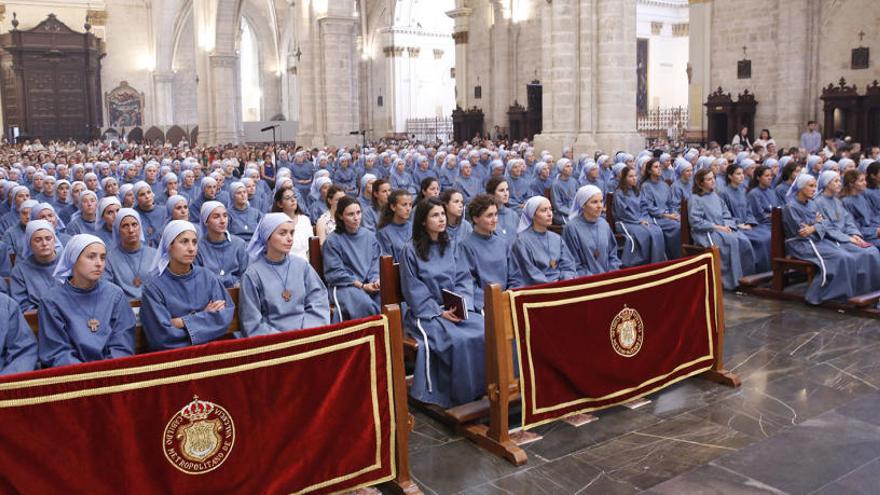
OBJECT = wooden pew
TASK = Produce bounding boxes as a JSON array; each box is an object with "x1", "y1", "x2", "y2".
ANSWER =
[
  {"x1": 308, "y1": 236, "x2": 324, "y2": 281},
  {"x1": 379, "y1": 256, "x2": 418, "y2": 364},
  {"x1": 378, "y1": 255, "x2": 494, "y2": 427},
  {"x1": 678, "y1": 199, "x2": 703, "y2": 256},
  {"x1": 380, "y1": 304, "x2": 424, "y2": 495},
  {"x1": 604, "y1": 191, "x2": 626, "y2": 246},
  {"x1": 769, "y1": 207, "x2": 815, "y2": 296}
]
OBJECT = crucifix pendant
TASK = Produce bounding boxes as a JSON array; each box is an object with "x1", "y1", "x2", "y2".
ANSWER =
[
  {"x1": 88, "y1": 318, "x2": 100, "y2": 332},
  {"x1": 133, "y1": 276, "x2": 142, "y2": 287},
  {"x1": 549, "y1": 259, "x2": 557, "y2": 269},
  {"x1": 282, "y1": 290, "x2": 292, "y2": 302}
]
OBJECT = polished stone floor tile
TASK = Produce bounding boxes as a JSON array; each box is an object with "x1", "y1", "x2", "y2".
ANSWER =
[
  {"x1": 571, "y1": 413, "x2": 753, "y2": 490},
  {"x1": 812, "y1": 458, "x2": 880, "y2": 495},
  {"x1": 464, "y1": 455, "x2": 642, "y2": 495},
  {"x1": 713, "y1": 411, "x2": 880, "y2": 494},
  {"x1": 644, "y1": 464, "x2": 787, "y2": 495}
]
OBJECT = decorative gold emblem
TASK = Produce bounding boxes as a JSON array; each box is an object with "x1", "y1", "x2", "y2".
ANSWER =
[
  {"x1": 609, "y1": 305, "x2": 644, "y2": 357},
  {"x1": 163, "y1": 396, "x2": 235, "y2": 475}
]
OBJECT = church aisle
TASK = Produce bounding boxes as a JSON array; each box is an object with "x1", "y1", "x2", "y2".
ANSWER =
[{"x1": 405, "y1": 294, "x2": 880, "y2": 494}]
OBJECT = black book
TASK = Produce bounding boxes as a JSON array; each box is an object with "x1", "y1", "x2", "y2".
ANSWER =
[{"x1": 442, "y1": 289, "x2": 468, "y2": 320}]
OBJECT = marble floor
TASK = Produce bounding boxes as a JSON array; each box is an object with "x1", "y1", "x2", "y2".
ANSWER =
[{"x1": 402, "y1": 293, "x2": 880, "y2": 495}]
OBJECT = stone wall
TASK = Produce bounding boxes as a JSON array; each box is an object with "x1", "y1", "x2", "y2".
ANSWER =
[{"x1": 702, "y1": 0, "x2": 880, "y2": 147}]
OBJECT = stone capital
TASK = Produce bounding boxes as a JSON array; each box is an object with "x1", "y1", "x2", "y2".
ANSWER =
[
  {"x1": 452, "y1": 31, "x2": 469, "y2": 45},
  {"x1": 87, "y1": 9, "x2": 108, "y2": 27}
]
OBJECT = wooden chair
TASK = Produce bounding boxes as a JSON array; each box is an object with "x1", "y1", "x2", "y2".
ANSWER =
[
  {"x1": 378, "y1": 255, "x2": 492, "y2": 427},
  {"x1": 605, "y1": 191, "x2": 626, "y2": 246},
  {"x1": 678, "y1": 199, "x2": 703, "y2": 256}
]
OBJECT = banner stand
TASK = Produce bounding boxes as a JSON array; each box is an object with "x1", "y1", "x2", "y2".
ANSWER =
[{"x1": 469, "y1": 247, "x2": 741, "y2": 466}]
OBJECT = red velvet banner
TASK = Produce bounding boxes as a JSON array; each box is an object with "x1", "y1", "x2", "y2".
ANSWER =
[
  {"x1": 0, "y1": 316, "x2": 396, "y2": 494},
  {"x1": 510, "y1": 252, "x2": 720, "y2": 429}
]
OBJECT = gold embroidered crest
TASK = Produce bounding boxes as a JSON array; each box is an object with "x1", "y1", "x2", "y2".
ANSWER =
[
  {"x1": 164, "y1": 396, "x2": 235, "y2": 475},
  {"x1": 609, "y1": 305, "x2": 644, "y2": 357}
]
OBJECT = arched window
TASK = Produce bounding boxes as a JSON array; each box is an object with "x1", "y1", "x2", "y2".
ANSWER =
[{"x1": 240, "y1": 19, "x2": 261, "y2": 121}]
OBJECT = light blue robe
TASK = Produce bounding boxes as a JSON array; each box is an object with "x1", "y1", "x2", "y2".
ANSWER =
[
  {"x1": 322, "y1": 228, "x2": 381, "y2": 321},
  {"x1": 239, "y1": 254, "x2": 330, "y2": 336},
  {"x1": 689, "y1": 192, "x2": 756, "y2": 290},
  {"x1": 721, "y1": 185, "x2": 771, "y2": 272},
  {"x1": 507, "y1": 175, "x2": 531, "y2": 209},
  {"x1": 460, "y1": 232, "x2": 521, "y2": 312},
  {"x1": 640, "y1": 179, "x2": 682, "y2": 259},
  {"x1": 512, "y1": 227, "x2": 577, "y2": 286},
  {"x1": 361, "y1": 205, "x2": 380, "y2": 233},
  {"x1": 783, "y1": 199, "x2": 874, "y2": 304},
  {"x1": 454, "y1": 176, "x2": 482, "y2": 204},
  {"x1": 333, "y1": 166, "x2": 358, "y2": 195},
  {"x1": 1, "y1": 223, "x2": 26, "y2": 257},
  {"x1": 669, "y1": 179, "x2": 692, "y2": 213},
  {"x1": 496, "y1": 207, "x2": 519, "y2": 247},
  {"x1": 228, "y1": 204, "x2": 262, "y2": 242},
  {"x1": 94, "y1": 224, "x2": 115, "y2": 246},
  {"x1": 135, "y1": 205, "x2": 166, "y2": 247},
  {"x1": 106, "y1": 245, "x2": 157, "y2": 300},
  {"x1": 612, "y1": 189, "x2": 666, "y2": 267},
  {"x1": 195, "y1": 235, "x2": 249, "y2": 288},
  {"x1": 438, "y1": 166, "x2": 459, "y2": 191},
  {"x1": 10, "y1": 255, "x2": 59, "y2": 312},
  {"x1": 842, "y1": 193, "x2": 880, "y2": 246},
  {"x1": 391, "y1": 170, "x2": 417, "y2": 195},
  {"x1": 814, "y1": 195, "x2": 880, "y2": 291},
  {"x1": 0, "y1": 292, "x2": 37, "y2": 374},
  {"x1": 747, "y1": 186, "x2": 779, "y2": 228},
  {"x1": 66, "y1": 216, "x2": 96, "y2": 236},
  {"x1": 562, "y1": 216, "x2": 622, "y2": 277},
  {"x1": 400, "y1": 242, "x2": 485, "y2": 408},
  {"x1": 141, "y1": 266, "x2": 235, "y2": 351},
  {"x1": 377, "y1": 220, "x2": 411, "y2": 263},
  {"x1": 446, "y1": 219, "x2": 473, "y2": 247},
  {"x1": 38, "y1": 281, "x2": 136, "y2": 367},
  {"x1": 551, "y1": 176, "x2": 577, "y2": 224}
]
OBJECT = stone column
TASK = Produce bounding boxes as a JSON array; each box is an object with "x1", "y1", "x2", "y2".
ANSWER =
[
  {"x1": 687, "y1": 0, "x2": 712, "y2": 136},
  {"x1": 446, "y1": 6, "x2": 472, "y2": 109},
  {"x1": 208, "y1": 54, "x2": 242, "y2": 144},
  {"x1": 317, "y1": 14, "x2": 360, "y2": 146},
  {"x1": 534, "y1": 0, "x2": 580, "y2": 154},
  {"x1": 490, "y1": 1, "x2": 511, "y2": 133},
  {"x1": 595, "y1": 0, "x2": 642, "y2": 152},
  {"x1": 772, "y1": 0, "x2": 813, "y2": 144},
  {"x1": 152, "y1": 71, "x2": 176, "y2": 126}
]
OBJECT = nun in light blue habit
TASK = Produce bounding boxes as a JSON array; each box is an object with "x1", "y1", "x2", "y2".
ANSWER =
[
  {"x1": 140, "y1": 220, "x2": 235, "y2": 351},
  {"x1": 65, "y1": 190, "x2": 98, "y2": 235},
  {"x1": 550, "y1": 159, "x2": 577, "y2": 224},
  {"x1": 562, "y1": 185, "x2": 622, "y2": 277},
  {"x1": 10, "y1": 220, "x2": 62, "y2": 312},
  {"x1": 0, "y1": 292, "x2": 37, "y2": 374},
  {"x1": 782, "y1": 174, "x2": 875, "y2": 304},
  {"x1": 239, "y1": 213, "x2": 330, "y2": 336},
  {"x1": 460, "y1": 198, "x2": 522, "y2": 312},
  {"x1": 133, "y1": 181, "x2": 166, "y2": 248},
  {"x1": 688, "y1": 171, "x2": 756, "y2": 290},
  {"x1": 720, "y1": 166, "x2": 771, "y2": 273},
  {"x1": 106, "y1": 208, "x2": 157, "y2": 300},
  {"x1": 226, "y1": 181, "x2": 262, "y2": 242},
  {"x1": 612, "y1": 172, "x2": 666, "y2": 267},
  {"x1": 195, "y1": 201, "x2": 249, "y2": 288},
  {"x1": 453, "y1": 161, "x2": 482, "y2": 204},
  {"x1": 813, "y1": 171, "x2": 880, "y2": 289},
  {"x1": 39, "y1": 235, "x2": 136, "y2": 368},
  {"x1": 511, "y1": 196, "x2": 577, "y2": 286},
  {"x1": 669, "y1": 158, "x2": 693, "y2": 212},
  {"x1": 400, "y1": 200, "x2": 485, "y2": 408},
  {"x1": 1, "y1": 199, "x2": 38, "y2": 257},
  {"x1": 322, "y1": 198, "x2": 382, "y2": 322},
  {"x1": 94, "y1": 196, "x2": 121, "y2": 245},
  {"x1": 640, "y1": 164, "x2": 682, "y2": 260}
]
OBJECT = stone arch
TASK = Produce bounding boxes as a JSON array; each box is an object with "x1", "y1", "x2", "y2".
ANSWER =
[
  {"x1": 144, "y1": 126, "x2": 166, "y2": 144},
  {"x1": 127, "y1": 127, "x2": 144, "y2": 144},
  {"x1": 166, "y1": 125, "x2": 188, "y2": 146}
]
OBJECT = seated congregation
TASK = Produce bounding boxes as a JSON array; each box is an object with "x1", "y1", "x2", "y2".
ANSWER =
[{"x1": 0, "y1": 139, "x2": 879, "y2": 411}]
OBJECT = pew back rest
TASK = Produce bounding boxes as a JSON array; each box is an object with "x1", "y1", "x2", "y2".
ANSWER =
[
  {"x1": 771, "y1": 207, "x2": 786, "y2": 259},
  {"x1": 606, "y1": 191, "x2": 617, "y2": 234},
  {"x1": 379, "y1": 255, "x2": 404, "y2": 306},
  {"x1": 308, "y1": 236, "x2": 324, "y2": 281}
]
